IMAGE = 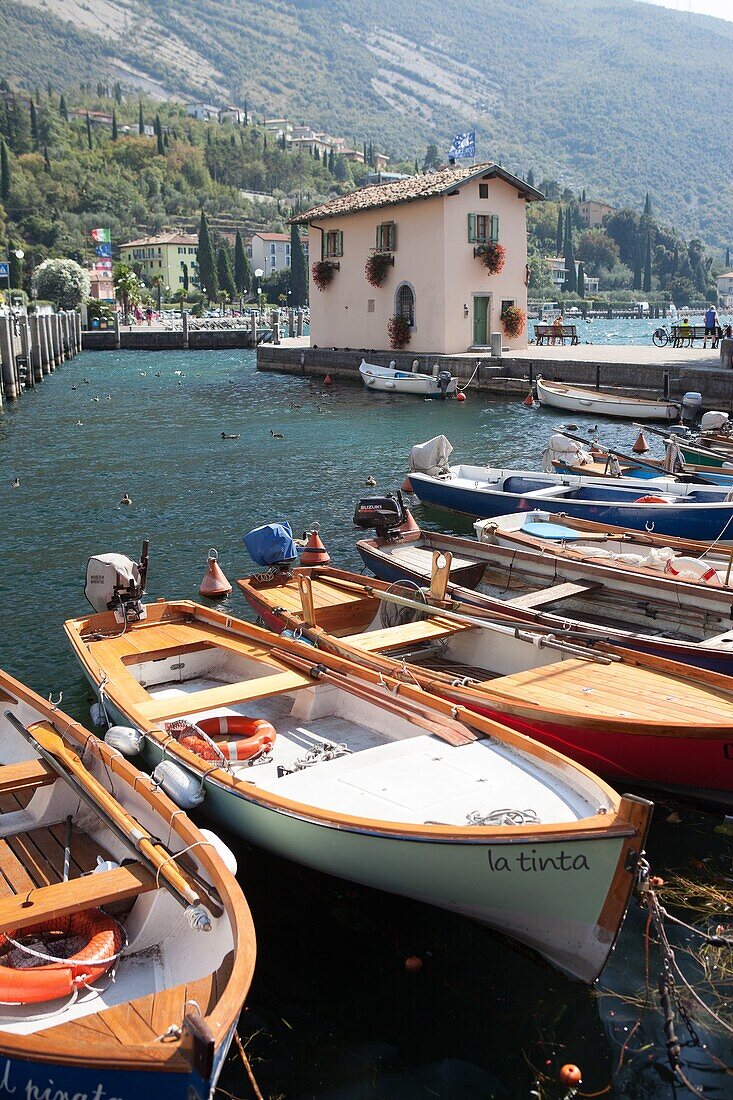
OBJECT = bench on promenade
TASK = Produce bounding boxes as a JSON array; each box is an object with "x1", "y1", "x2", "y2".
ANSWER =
[
  {"x1": 534, "y1": 324, "x2": 580, "y2": 346},
  {"x1": 671, "y1": 324, "x2": 721, "y2": 348}
]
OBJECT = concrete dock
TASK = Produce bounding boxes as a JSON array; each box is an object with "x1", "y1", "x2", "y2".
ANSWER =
[{"x1": 0, "y1": 309, "x2": 82, "y2": 404}]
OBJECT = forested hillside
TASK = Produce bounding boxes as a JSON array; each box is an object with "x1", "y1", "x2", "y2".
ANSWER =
[{"x1": 0, "y1": 0, "x2": 730, "y2": 253}]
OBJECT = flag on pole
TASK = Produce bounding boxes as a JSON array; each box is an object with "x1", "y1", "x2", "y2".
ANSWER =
[
  {"x1": 448, "y1": 131, "x2": 476, "y2": 160},
  {"x1": 90, "y1": 228, "x2": 111, "y2": 243}
]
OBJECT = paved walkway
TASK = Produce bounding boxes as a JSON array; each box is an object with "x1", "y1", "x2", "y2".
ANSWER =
[{"x1": 508, "y1": 344, "x2": 722, "y2": 368}]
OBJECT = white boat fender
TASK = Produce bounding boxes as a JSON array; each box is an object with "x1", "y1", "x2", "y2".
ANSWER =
[
  {"x1": 199, "y1": 828, "x2": 238, "y2": 876},
  {"x1": 104, "y1": 725, "x2": 145, "y2": 756},
  {"x1": 152, "y1": 760, "x2": 205, "y2": 808},
  {"x1": 90, "y1": 701, "x2": 108, "y2": 728},
  {"x1": 93, "y1": 856, "x2": 120, "y2": 874}
]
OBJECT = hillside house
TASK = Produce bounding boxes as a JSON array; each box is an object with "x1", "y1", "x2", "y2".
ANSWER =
[
  {"x1": 119, "y1": 233, "x2": 199, "y2": 290},
  {"x1": 292, "y1": 163, "x2": 543, "y2": 353},
  {"x1": 549, "y1": 257, "x2": 599, "y2": 295},
  {"x1": 579, "y1": 200, "x2": 616, "y2": 228},
  {"x1": 249, "y1": 232, "x2": 309, "y2": 275},
  {"x1": 717, "y1": 272, "x2": 733, "y2": 310}
]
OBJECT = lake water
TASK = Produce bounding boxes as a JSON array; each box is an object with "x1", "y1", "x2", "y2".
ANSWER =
[{"x1": 1, "y1": 349, "x2": 731, "y2": 1099}]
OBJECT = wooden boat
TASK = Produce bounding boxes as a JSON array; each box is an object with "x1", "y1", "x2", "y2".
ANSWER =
[
  {"x1": 408, "y1": 463, "x2": 733, "y2": 540},
  {"x1": 0, "y1": 668, "x2": 254, "y2": 1099},
  {"x1": 536, "y1": 376, "x2": 678, "y2": 421},
  {"x1": 237, "y1": 565, "x2": 733, "y2": 802},
  {"x1": 65, "y1": 598, "x2": 650, "y2": 983},
  {"x1": 359, "y1": 359, "x2": 457, "y2": 398},
  {"x1": 354, "y1": 521, "x2": 733, "y2": 674},
  {"x1": 487, "y1": 509, "x2": 733, "y2": 588}
]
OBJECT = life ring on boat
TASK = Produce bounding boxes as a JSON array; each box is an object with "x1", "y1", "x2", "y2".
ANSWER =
[
  {"x1": 0, "y1": 908, "x2": 124, "y2": 1005},
  {"x1": 664, "y1": 556, "x2": 720, "y2": 584},
  {"x1": 634, "y1": 495, "x2": 669, "y2": 504},
  {"x1": 167, "y1": 716, "x2": 276, "y2": 762}
]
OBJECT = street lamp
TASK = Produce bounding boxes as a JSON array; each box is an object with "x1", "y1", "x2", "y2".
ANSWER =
[
  {"x1": 3, "y1": 248, "x2": 24, "y2": 306},
  {"x1": 254, "y1": 268, "x2": 264, "y2": 317}
]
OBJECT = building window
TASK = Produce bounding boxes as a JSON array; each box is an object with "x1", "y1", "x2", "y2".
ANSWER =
[
  {"x1": 270, "y1": 256, "x2": 276, "y2": 268},
  {"x1": 468, "y1": 213, "x2": 499, "y2": 243},
  {"x1": 270, "y1": 244, "x2": 276, "y2": 255},
  {"x1": 501, "y1": 299, "x2": 515, "y2": 317},
  {"x1": 395, "y1": 283, "x2": 415, "y2": 327},
  {"x1": 367, "y1": 299, "x2": 375, "y2": 313},
  {"x1": 376, "y1": 222, "x2": 396, "y2": 251},
  {"x1": 324, "y1": 230, "x2": 343, "y2": 258},
  {"x1": 479, "y1": 183, "x2": 489, "y2": 199}
]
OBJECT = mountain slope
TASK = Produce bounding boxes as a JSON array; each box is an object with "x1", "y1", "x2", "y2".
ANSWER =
[{"x1": 2, "y1": 0, "x2": 731, "y2": 250}]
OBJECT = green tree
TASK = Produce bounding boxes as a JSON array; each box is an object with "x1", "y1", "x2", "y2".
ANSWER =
[
  {"x1": 577, "y1": 261, "x2": 586, "y2": 298},
  {"x1": 217, "y1": 243, "x2": 236, "y2": 300},
  {"x1": 642, "y1": 231, "x2": 652, "y2": 293},
  {"x1": 556, "y1": 207, "x2": 563, "y2": 256},
  {"x1": 5, "y1": 98, "x2": 31, "y2": 154},
  {"x1": 113, "y1": 262, "x2": 140, "y2": 322},
  {"x1": 8, "y1": 244, "x2": 23, "y2": 288},
  {"x1": 36, "y1": 258, "x2": 90, "y2": 308},
  {"x1": 59, "y1": 93, "x2": 68, "y2": 121},
  {"x1": 563, "y1": 216, "x2": 577, "y2": 292},
  {"x1": 29, "y1": 99, "x2": 38, "y2": 148},
  {"x1": 112, "y1": 110, "x2": 118, "y2": 141},
  {"x1": 334, "y1": 154, "x2": 349, "y2": 182},
  {"x1": 423, "y1": 143, "x2": 440, "y2": 171},
  {"x1": 328, "y1": 148, "x2": 334, "y2": 173},
  {"x1": 643, "y1": 192, "x2": 653, "y2": 217},
  {"x1": 138, "y1": 101, "x2": 144, "y2": 135},
  {"x1": 156, "y1": 116, "x2": 165, "y2": 156},
  {"x1": 197, "y1": 210, "x2": 218, "y2": 302},
  {"x1": 526, "y1": 168, "x2": 535, "y2": 188},
  {"x1": 85, "y1": 112, "x2": 93, "y2": 151},
  {"x1": 234, "y1": 229, "x2": 251, "y2": 295},
  {"x1": 43, "y1": 144, "x2": 51, "y2": 173},
  {"x1": 576, "y1": 229, "x2": 620, "y2": 271},
  {"x1": 727, "y1": 246, "x2": 731, "y2": 268},
  {"x1": 289, "y1": 224, "x2": 307, "y2": 307},
  {"x1": 0, "y1": 140, "x2": 9, "y2": 203}
]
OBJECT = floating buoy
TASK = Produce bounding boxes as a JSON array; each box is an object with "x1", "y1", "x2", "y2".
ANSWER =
[
  {"x1": 456, "y1": 391, "x2": 467, "y2": 402},
  {"x1": 650, "y1": 875, "x2": 665, "y2": 887},
  {"x1": 300, "y1": 525, "x2": 330, "y2": 565},
  {"x1": 402, "y1": 477, "x2": 414, "y2": 493},
  {"x1": 632, "y1": 430, "x2": 650, "y2": 454},
  {"x1": 397, "y1": 509, "x2": 420, "y2": 536},
  {"x1": 323, "y1": 374, "x2": 333, "y2": 385},
  {"x1": 559, "y1": 1065, "x2": 582, "y2": 1087},
  {"x1": 199, "y1": 548, "x2": 232, "y2": 598},
  {"x1": 522, "y1": 393, "x2": 535, "y2": 407},
  {"x1": 404, "y1": 955, "x2": 423, "y2": 973}
]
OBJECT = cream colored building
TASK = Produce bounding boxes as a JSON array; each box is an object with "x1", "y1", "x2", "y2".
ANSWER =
[
  {"x1": 717, "y1": 272, "x2": 733, "y2": 309},
  {"x1": 119, "y1": 233, "x2": 199, "y2": 290},
  {"x1": 293, "y1": 163, "x2": 543, "y2": 352},
  {"x1": 579, "y1": 200, "x2": 616, "y2": 228}
]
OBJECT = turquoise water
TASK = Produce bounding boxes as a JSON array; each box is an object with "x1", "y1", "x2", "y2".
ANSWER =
[{"x1": 1, "y1": 350, "x2": 731, "y2": 1099}]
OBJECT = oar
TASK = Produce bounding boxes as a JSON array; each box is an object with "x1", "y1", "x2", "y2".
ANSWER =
[
  {"x1": 4, "y1": 711, "x2": 212, "y2": 930},
  {"x1": 556, "y1": 429, "x2": 708, "y2": 482},
  {"x1": 632, "y1": 422, "x2": 733, "y2": 463}
]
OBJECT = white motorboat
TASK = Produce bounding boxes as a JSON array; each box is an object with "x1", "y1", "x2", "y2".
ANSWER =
[
  {"x1": 359, "y1": 359, "x2": 457, "y2": 398},
  {"x1": 537, "y1": 377, "x2": 679, "y2": 421}
]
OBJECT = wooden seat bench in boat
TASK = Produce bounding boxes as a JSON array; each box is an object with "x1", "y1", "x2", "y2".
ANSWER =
[
  {"x1": 0, "y1": 758, "x2": 56, "y2": 796},
  {"x1": 505, "y1": 581, "x2": 600, "y2": 610},
  {"x1": 343, "y1": 618, "x2": 464, "y2": 653},
  {"x1": 388, "y1": 545, "x2": 480, "y2": 573},
  {"x1": 137, "y1": 668, "x2": 313, "y2": 723},
  {"x1": 0, "y1": 863, "x2": 156, "y2": 933}
]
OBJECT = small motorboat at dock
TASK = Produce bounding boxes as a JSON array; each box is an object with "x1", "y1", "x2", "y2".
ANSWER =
[
  {"x1": 536, "y1": 377, "x2": 678, "y2": 421},
  {"x1": 359, "y1": 359, "x2": 457, "y2": 398}
]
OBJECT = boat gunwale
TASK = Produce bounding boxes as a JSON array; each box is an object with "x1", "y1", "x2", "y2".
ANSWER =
[{"x1": 536, "y1": 376, "x2": 678, "y2": 412}]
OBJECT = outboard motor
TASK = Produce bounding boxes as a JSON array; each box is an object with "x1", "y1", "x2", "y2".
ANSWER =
[
  {"x1": 353, "y1": 491, "x2": 407, "y2": 540},
  {"x1": 85, "y1": 540, "x2": 149, "y2": 623},
  {"x1": 243, "y1": 522, "x2": 299, "y2": 574},
  {"x1": 437, "y1": 370, "x2": 453, "y2": 399}
]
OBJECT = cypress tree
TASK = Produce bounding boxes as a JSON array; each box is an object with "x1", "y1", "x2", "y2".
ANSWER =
[
  {"x1": 112, "y1": 109, "x2": 118, "y2": 140},
  {"x1": 577, "y1": 262, "x2": 585, "y2": 299},
  {"x1": 563, "y1": 227, "x2": 577, "y2": 293},
  {"x1": 156, "y1": 116, "x2": 164, "y2": 155},
  {"x1": 263, "y1": 131, "x2": 267, "y2": 151},
  {"x1": 29, "y1": 99, "x2": 38, "y2": 147},
  {"x1": 1, "y1": 140, "x2": 9, "y2": 202},
  {"x1": 197, "y1": 211, "x2": 218, "y2": 302},
  {"x1": 86, "y1": 112, "x2": 93, "y2": 151},
  {"x1": 556, "y1": 207, "x2": 563, "y2": 256},
  {"x1": 234, "y1": 229, "x2": 251, "y2": 295},
  {"x1": 526, "y1": 168, "x2": 535, "y2": 188},
  {"x1": 414, "y1": 156, "x2": 419, "y2": 175},
  {"x1": 138, "y1": 101, "x2": 144, "y2": 135},
  {"x1": 632, "y1": 245, "x2": 642, "y2": 291},
  {"x1": 328, "y1": 148, "x2": 334, "y2": 173},
  {"x1": 643, "y1": 191, "x2": 652, "y2": 217},
  {"x1": 727, "y1": 246, "x2": 730, "y2": 268},
  {"x1": 43, "y1": 144, "x2": 51, "y2": 172},
  {"x1": 217, "y1": 244, "x2": 236, "y2": 301},
  {"x1": 581, "y1": 187, "x2": 586, "y2": 202},
  {"x1": 643, "y1": 231, "x2": 652, "y2": 293},
  {"x1": 289, "y1": 224, "x2": 307, "y2": 307},
  {"x1": 244, "y1": 99, "x2": 248, "y2": 126},
  {"x1": 59, "y1": 94, "x2": 68, "y2": 121}
]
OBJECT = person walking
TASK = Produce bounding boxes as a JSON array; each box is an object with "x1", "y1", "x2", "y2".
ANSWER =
[{"x1": 703, "y1": 304, "x2": 721, "y2": 348}]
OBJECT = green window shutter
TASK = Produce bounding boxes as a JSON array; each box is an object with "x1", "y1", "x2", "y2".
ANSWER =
[
  {"x1": 321, "y1": 232, "x2": 326, "y2": 260},
  {"x1": 337, "y1": 230, "x2": 343, "y2": 256},
  {"x1": 376, "y1": 224, "x2": 383, "y2": 250},
  {"x1": 491, "y1": 215, "x2": 499, "y2": 242},
  {"x1": 391, "y1": 223, "x2": 397, "y2": 251},
  {"x1": 468, "y1": 213, "x2": 477, "y2": 243}
]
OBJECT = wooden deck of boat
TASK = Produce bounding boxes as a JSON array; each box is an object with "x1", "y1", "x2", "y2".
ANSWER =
[{"x1": 483, "y1": 658, "x2": 733, "y2": 728}]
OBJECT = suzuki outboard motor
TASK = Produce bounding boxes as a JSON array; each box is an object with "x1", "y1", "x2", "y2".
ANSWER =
[
  {"x1": 353, "y1": 491, "x2": 407, "y2": 540},
  {"x1": 85, "y1": 540, "x2": 149, "y2": 623},
  {"x1": 437, "y1": 370, "x2": 453, "y2": 399}
]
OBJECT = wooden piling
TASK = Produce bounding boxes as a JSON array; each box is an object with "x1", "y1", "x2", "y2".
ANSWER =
[
  {"x1": 29, "y1": 315, "x2": 43, "y2": 383},
  {"x1": 0, "y1": 316, "x2": 18, "y2": 400},
  {"x1": 182, "y1": 311, "x2": 189, "y2": 349},
  {"x1": 288, "y1": 309, "x2": 295, "y2": 338},
  {"x1": 40, "y1": 315, "x2": 52, "y2": 374},
  {"x1": 296, "y1": 309, "x2": 304, "y2": 337},
  {"x1": 19, "y1": 317, "x2": 32, "y2": 389}
]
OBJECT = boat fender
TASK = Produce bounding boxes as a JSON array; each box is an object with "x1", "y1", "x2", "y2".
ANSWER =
[
  {"x1": 199, "y1": 828, "x2": 238, "y2": 876},
  {"x1": 152, "y1": 760, "x2": 205, "y2": 808},
  {"x1": 89, "y1": 701, "x2": 108, "y2": 728},
  {"x1": 104, "y1": 725, "x2": 145, "y2": 756},
  {"x1": 664, "y1": 557, "x2": 720, "y2": 584},
  {"x1": 634, "y1": 495, "x2": 670, "y2": 504}
]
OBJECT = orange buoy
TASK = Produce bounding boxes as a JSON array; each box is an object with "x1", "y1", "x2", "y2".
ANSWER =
[
  {"x1": 397, "y1": 509, "x2": 420, "y2": 536},
  {"x1": 559, "y1": 1065, "x2": 582, "y2": 1087},
  {"x1": 402, "y1": 477, "x2": 414, "y2": 493},
  {"x1": 323, "y1": 374, "x2": 333, "y2": 385},
  {"x1": 522, "y1": 393, "x2": 535, "y2": 407},
  {"x1": 199, "y1": 548, "x2": 232, "y2": 598},
  {"x1": 632, "y1": 430, "x2": 650, "y2": 454},
  {"x1": 456, "y1": 391, "x2": 467, "y2": 402},
  {"x1": 404, "y1": 955, "x2": 423, "y2": 973},
  {"x1": 300, "y1": 525, "x2": 331, "y2": 565}
]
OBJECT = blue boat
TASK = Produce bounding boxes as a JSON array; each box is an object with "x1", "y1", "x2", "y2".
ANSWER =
[{"x1": 409, "y1": 465, "x2": 733, "y2": 540}]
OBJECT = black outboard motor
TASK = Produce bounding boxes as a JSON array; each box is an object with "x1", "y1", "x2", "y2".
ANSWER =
[
  {"x1": 437, "y1": 369, "x2": 453, "y2": 399},
  {"x1": 353, "y1": 491, "x2": 407, "y2": 540}
]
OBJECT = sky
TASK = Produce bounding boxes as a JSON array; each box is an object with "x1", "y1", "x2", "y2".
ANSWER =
[{"x1": 636, "y1": 0, "x2": 733, "y2": 20}]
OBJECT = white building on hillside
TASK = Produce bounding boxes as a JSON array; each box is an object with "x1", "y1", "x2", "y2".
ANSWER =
[{"x1": 249, "y1": 232, "x2": 309, "y2": 275}]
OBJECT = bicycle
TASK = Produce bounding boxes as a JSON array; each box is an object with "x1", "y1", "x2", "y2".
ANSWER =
[{"x1": 652, "y1": 325, "x2": 671, "y2": 347}]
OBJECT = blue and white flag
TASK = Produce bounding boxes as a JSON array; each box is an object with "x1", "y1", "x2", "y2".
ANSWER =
[{"x1": 448, "y1": 131, "x2": 476, "y2": 160}]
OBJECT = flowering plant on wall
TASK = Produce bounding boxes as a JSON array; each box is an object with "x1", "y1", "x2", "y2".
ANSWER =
[
  {"x1": 364, "y1": 252, "x2": 394, "y2": 288},
  {"x1": 312, "y1": 260, "x2": 337, "y2": 292},
  {"x1": 387, "y1": 314, "x2": 411, "y2": 349},
  {"x1": 475, "y1": 242, "x2": 506, "y2": 275},
  {"x1": 501, "y1": 305, "x2": 526, "y2": 339}
]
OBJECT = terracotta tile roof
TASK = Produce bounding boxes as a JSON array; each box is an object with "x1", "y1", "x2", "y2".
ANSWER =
[
  {"x1": 120, "y1": 233, "x2": 198, "y2": 247},
  {"x1": 254, "y1": 232, "x2": 291, "y2": 241},
  {"x1": 291, "y1": 163, "x2": 543, "y2": 224}
]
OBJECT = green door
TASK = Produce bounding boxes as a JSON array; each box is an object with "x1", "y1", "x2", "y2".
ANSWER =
[{"x1": 473, "y1": 296, "x2": 491, "y2": 346}]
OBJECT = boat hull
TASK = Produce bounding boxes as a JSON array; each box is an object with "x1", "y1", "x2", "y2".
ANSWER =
[
  {"x1": 0, "y1": 1054, "x2": 218, "y2": 1100},
  {"x1": 359, "y1": 364, "x2": 457, "y2": 397},
  {"x1": 537, "y1": 378, "x2": 677, "y2": 420}
]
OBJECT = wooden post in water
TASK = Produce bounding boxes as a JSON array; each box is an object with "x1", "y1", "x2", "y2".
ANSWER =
[
  {"x1": 40, "y1": 315, "x2": 52, "y2": 374},
  {"x1": 182, "y1": 311, "x2": 189, "y2": 349},
  {"x1": 75, "y1": 310, "x2": 82, "y2": 351},
  {"x1": 296, "y1": 309, "x2": 303, "y2": 337},
  {"x1": 61, "y1": 312, "x2": 70, "y2": 357},
  {"x1": 29, "y1": 314, "x2": 43, "y2": 383},
  {"x1": 0, "y1": 316, "x2": 18, "y2": 400},
  {"x1": 113, "y1": 313, "x2": 121, "y2": 350},
  {"x1": 19, "y1": 316, "x2": 32, "y2": 389},
  {"x1": 51, "y1": 314, "x2": 62, "y2": 366},
  {"x1": 288, "y1": 309, "x2": 295, "y2": 338}
]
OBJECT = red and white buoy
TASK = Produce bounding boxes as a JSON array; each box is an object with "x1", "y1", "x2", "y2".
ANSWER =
[
  {"x1": 522, "y1": 392, "x2": 535, "y2": 407},
  {"x1": 632, "y1": 430, "x2": 650, "y2": 454},
  {"x1": 199, "y1": 548, "x2": 232, "y2": 598},
  {"x1": 300, "y1": 525, "x2": 331, "y2": 565},
  {"x1": 323, "y1": 374, "x2": 333, "y2": 385}
]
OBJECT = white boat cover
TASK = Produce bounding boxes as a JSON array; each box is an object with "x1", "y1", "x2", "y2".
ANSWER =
[
  {"x1": 541, "y1": 434, "x2": 593, "y2": 473},
  {"x1": 409, "y1": 436, "x2": 454, "y2": 476},
  {"x1": 700, "y1": 411, "x2": 729, "y2": 431}
]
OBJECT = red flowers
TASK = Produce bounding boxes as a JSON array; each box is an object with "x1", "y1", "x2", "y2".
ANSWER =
[
  {"x1": 387, "y1": 314, "x2": 411, "y2": 349},
  {"x1": 312, "y1": 260, "x2": 337, "y2": 291},
  {"x1": 365, "y1": 252, "x2": 393, "y2": 288},
  {"x1": 501, "y1": 305, "x2": 526, "y2": 338},
  {"x1": 476, "y1": 242, "x2": 506, "y2": 274}
]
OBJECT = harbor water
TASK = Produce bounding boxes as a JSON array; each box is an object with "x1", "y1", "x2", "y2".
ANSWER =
[{"x1": 1, "y1": 349, "x2": 731, "y2": 1099}]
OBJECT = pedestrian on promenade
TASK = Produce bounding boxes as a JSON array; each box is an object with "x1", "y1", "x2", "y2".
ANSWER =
[
  {"x1": 551, "y1": 313, "x2": 564, "y2": 346},
  {"x1": 703, "y1": 304, "x2": 720, "y2": 348},
  {"x1": 145, "y1": 305, "x2": 153, "y2": 326}
]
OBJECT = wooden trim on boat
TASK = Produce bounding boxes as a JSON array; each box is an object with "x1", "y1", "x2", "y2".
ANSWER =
[
  {"x1": 0, "y1": 863, "x2": 156, "y2": 931},
  {"x1": 0, "y1": 758, "x2": 56, "y2": 795}
]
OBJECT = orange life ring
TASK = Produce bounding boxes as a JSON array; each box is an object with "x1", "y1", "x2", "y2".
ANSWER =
[
  {"x1": 634, "y1": 495, "x2": 669, "y2": 504},
  {"x1": 168, "y1": 716, "x2": 277, "y2": 763},
  {"x1": 0, "y1": 908, "x2": 124, "y2": 1005}
]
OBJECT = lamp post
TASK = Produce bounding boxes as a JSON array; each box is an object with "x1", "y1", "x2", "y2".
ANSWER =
[
  {"x1": 4, "y1": 248, "x2": 24, "y2": 307},
  {"x1": 254, "y1": 268, "x2": 264, "y2": 319}
]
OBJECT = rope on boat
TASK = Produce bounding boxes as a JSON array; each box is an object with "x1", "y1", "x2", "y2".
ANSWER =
[
  {"x1": 635, "y1": 858, "x2": 733, "y2": 1096},
  {"x1": 458, "y1": 363, "x2": 480, "y2": 393},
  {"x1": 466, "y1": 808, "x2": 540, "y2": 827}
]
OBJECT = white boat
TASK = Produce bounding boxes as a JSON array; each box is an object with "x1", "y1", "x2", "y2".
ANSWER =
[
  {"x1": 64, "y1": 572, "x2": 650, "y2": 984},
  {"x1": 537, "y1": 376, "x2": 678, "y2": 421},
  {"x1": 359, "y1": 359, "x2": 457, "y2": 398}
]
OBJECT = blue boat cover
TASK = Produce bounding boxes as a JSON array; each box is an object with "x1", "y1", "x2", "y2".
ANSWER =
[
  {"x1": 522, "y1": 520, "x2": 584, "y2": 540},
  {"x1": 244, "y1": 522, "x2": 297, "y2": 565}
]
